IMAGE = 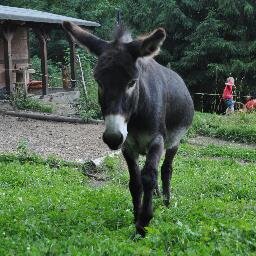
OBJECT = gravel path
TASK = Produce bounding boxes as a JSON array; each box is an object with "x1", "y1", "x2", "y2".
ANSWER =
[
  {"x1": 1, "y1": 112, "x2": 254, "y2": 164},
  {"x1": 0, "y1": 115, "x2": 111, "y2": 162}
]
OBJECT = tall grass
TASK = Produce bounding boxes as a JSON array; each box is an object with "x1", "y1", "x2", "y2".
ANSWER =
[{"x1": 189, "y1": 112, "x2": 256, "y2": 144}]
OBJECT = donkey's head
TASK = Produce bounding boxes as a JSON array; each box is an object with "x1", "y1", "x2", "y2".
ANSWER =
[{"x1": 63, "y1": 21, "x2": 166, "y2": 150}]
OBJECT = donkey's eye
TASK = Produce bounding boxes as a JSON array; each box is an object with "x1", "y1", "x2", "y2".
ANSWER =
[{"x1": 127, "y1": 80, "x2": 136, "y2": 88}]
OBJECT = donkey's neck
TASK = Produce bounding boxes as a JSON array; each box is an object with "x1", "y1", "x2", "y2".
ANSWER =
[
  {"x1": 129, "y1": 58, "x2": 156, "y2": 125},
  {"x1": 134, "y1": 57, "x2": 158, "y2": 118}
]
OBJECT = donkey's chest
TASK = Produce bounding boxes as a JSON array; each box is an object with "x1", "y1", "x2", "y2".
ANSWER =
[{"x1": 126, "y1": 133, "x2": 153, "y2": 155}]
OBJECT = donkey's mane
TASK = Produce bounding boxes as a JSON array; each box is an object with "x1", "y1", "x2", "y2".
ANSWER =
[{"x1": 113, "y1": 25, "x2": 133, "y2": 43}]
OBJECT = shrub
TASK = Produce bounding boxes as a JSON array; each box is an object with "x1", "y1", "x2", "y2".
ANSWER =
[
  {"x1": 11, "y1": 89, "x2": 53, "y2": 113},
  {"x1": 74, "y1": 50, "x2": 102, "y2": 120},
  {"x1": 30, "y1": 55, "x2": 62, "y2": 88}
]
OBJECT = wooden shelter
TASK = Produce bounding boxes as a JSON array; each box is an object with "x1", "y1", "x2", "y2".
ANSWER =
[{"x1": 0, "y1": 5, "x2": 99, "y2": 98}]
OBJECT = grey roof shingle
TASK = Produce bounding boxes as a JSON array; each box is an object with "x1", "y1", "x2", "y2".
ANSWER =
[{"x1": 0, "y1": 5, "x2": 100, "y2": 27}]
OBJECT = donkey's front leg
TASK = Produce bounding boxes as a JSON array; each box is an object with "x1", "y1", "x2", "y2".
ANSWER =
[
  {"x1": 136, "y1": 135, "x2": 164, "y2": 236},
  {"x1": 122, "y1": 146, "x2": 142, "y2": 223}
]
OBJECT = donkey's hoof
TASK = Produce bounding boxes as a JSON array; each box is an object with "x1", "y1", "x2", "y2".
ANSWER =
[
  {"x1": 163, "y1": 195, "x2": 170, "y2": 207},
  {"x1": 153, "y1": 188, "x2": 161, "y2": 197},
  {"x1": 163, "y1": 199, "x2": 170, "y2": 207},
  {"x1": 135, "y1": 223, "x2": 146, "y2": 237}
]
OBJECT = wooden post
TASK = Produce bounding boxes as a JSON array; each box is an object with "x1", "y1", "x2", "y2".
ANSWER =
[
  {"x1": 68, "y1": 37, "x2": 76, "y2": 88},
  {"x1": 40, "y1": 35, "x2": 48, "y2": 96},
  {"x1": 2, "y1": 26, "x2": 15, "y2": 96},
  {"x1": 34, "y1": 27, "x2": 49, "y2": 96}
]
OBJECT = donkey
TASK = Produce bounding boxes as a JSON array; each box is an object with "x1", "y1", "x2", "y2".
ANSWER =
[{"x1": 63, "y1": 21, "x2": 194, "y2": 236}]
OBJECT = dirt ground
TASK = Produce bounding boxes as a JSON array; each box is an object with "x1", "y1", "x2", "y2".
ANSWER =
[
  {"x1": 0, "y1": 115, "x2": 111, "y2": 162},
  {"x1": 0, "y1": 111, "x2": 254, "y2": 164}
]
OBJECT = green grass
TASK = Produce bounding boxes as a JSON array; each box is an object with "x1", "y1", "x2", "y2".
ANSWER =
[
  {"x1": 0, "y1": 143, "x2": 256, "y2": 255},
  {"x1": 14, "y1": 97, "x2": 53, "y2": 113},
  {"x1": 189, "y1": 112, "x2": 256, "y2": 144},
  {"x1": 179, "y1": 143, "x2": 256, "y2": 163},
  {"x1": 11, "y1": 93, "x2": 53, "y2": 113}
]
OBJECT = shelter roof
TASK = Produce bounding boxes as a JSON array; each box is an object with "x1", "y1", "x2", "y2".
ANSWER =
[{"x1": 0, "y1": 5, "x2": 100, "y2": 27}]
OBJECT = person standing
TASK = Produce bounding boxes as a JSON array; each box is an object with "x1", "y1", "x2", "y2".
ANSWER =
[{"x1": 222, "y1": 77, "x2": 236, "y2": 114}]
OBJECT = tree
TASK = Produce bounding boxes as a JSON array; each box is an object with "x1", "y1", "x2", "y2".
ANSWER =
[
  {"x1": 121, "y1": 0, "x2": 256, "y2": 97},
  {"x1": 3, "y1": 0, "x2": 256, "y2": 98}
]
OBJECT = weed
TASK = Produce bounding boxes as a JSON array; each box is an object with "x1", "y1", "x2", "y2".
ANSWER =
[
  {"x1": 17, "y1": 138, "x2": 29, "y2": 158},
  {"x1": 11, "y1": 89, "x2": 53, "y2": 113}
]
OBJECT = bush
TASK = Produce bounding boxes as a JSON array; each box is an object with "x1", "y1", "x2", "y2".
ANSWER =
[
  {"x1": 11, "y1": 89, "x2": 53, "y2": 113},
  {"x1": 74, "y1": 50, "x2": 102, "y2": 120},
  {"x1": 30, "y1": 55, "x2": 63, "y2": 88}
]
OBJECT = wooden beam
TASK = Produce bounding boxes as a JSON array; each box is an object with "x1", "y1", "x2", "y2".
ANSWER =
[
  {"x1": 39, "y1": 35, "x2": 48, "y2": 96},
  {"x1": 68, "y1": 36, "x2": 76, "y2": 88},
  {"x1": 0, "y1": 109, "x2": 103, "y2": 124},
  {"x1": 2, "y1": 26, "x2": 15, "y2": 96},
  {"x1": 34, "y1": 27, "x2": 49, "y2": 96}
]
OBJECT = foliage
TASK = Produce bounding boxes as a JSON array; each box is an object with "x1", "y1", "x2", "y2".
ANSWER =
[
  {"x1": 16, "y1": 138, "x2": 30, "y2": 159},
  {"x1": 3, "y1": 0, "x2": 256, "y2": 99},
  {"x1": 189, "y1": 111, "x2": 256, "y2": 143},
  {"x1": 30, "y1": 48, "x2": 101, "y2": 119},
  {"x1": 30, "y1": 56, "x2": 63, "y2": 88},
  {"x1": 121, "y1": 0, "x2": 256, "y2": 97},
  {"x1": 11, "y1": 88, "x2": 53, "y2": 113},
  {"x1": 0, "y1": 143, "x2": 256, "y2": 255},
  {"x1": 3, "y1": 0, "x2": 122, "y2": 61},
  {"x1": 74, "y1": 50, "x2": 102, "y2": 120}
]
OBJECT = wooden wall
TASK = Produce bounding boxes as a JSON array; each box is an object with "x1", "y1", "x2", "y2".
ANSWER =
[
  {"x1": 0, "y1": 27, "x2": 29, "y2": 89},
  {"x1": 0, "y1": 38, "x2": 5, "y2": 89}
]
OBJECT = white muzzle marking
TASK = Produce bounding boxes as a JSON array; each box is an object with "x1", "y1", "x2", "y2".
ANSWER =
[{"x1": 104, "y1": 114, "x2": 128, "y2": 143}]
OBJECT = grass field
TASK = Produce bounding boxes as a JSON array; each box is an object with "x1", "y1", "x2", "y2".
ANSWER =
[
  {"x1": 189, "y1": 111, "x2": 256, "y2": 144},
  {"x1": 1, "y1": 142, "x2": 256, "y2": 255}
]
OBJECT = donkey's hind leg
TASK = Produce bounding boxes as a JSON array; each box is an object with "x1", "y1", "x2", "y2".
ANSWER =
[{"x1": 161, "y1": 146, "x2": 178, "y2": 206}]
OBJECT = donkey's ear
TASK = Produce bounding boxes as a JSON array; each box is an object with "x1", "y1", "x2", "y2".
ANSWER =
[
  {"x1": 127, "y1": 28, "x2": 166, "y2": 58},
  {"x1": 62, "y1": 21, "x2": 108, "y2": 56}
]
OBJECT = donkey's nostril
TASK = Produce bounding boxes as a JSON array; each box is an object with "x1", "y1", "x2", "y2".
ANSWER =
[{"x1": 103, "y1": 131, "x2": 123, "y2": 150}]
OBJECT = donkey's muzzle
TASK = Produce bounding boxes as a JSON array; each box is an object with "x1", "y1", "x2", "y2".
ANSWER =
[{"x1": 103, "y1": 131, "x2": 123, "y2": 150}]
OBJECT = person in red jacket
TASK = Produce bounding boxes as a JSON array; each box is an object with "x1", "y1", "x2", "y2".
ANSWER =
[{"x1": 222, "y1": 77, "x2": 236, "y2": 114}]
